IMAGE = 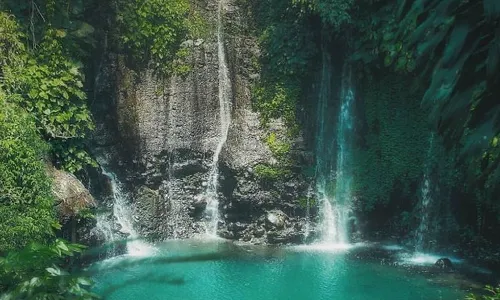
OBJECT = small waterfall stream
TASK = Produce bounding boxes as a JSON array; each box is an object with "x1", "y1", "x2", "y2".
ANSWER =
[
  {"x1": 204, "y1": 0, "x2": 232, "y2": 236},
  {"x1": 166, "y1": 152, "x2": 183, "y2": 239},
  {"x1": 315, "y1": 52, "x2": 355, "y2": 245},
  {"x1": 415, "y1": 133, "x2": 436, "y2": 252},
  {"x1": 95, "y1": 168, "x2": 153, "y2": 256}
]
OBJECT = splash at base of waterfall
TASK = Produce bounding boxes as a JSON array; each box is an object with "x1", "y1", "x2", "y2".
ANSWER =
[
  {"x1": 398, "y1": 252, "x2": 464, "y2": 266},
  {"x1": 94, "y1": 167, "x2": 156, "y2": 257},
  {"x1": 319, "y1": 195, "x2": 349, "y2": 246},
  {"x1": 414, "y1": 132, "x2": 436, "y2": 252},
  {"x1": 291, "y1": 242, "x2": 363, "y2": 253},
  {"x1": 126, "y1": 239, "x2": 157, "y2": 257},
  {"x1": 203, "y1": 191, "x2": 220, "y2": 238}
]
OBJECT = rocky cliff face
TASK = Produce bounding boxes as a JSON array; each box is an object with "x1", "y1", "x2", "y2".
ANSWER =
[{"x1": 90, "y1": 0, "x2": 314, "y2": 245}]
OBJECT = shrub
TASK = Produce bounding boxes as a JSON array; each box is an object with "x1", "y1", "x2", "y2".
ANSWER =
[
  {"x1": 0, "y1": 93, "x2": 57, "y2": 252},
  {"x1": 0, "y1": 239, "x2": 97, "y2": 299},
  {"x1": 254, "y1": 164, "x2": 290, "y2": 181},
  {"x1": 466, "y1": 285, "x2": 500, "y2": 300}
]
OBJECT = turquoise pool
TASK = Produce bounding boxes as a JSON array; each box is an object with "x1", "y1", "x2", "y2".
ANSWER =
[{"x1": 91, "y1": 240, "x2": 469, "y2": 300}]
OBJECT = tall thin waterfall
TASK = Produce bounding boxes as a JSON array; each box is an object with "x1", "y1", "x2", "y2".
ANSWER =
[
  {"x1": 95, "y1": 169, "x2": 153, "y2": 256},
  {"x1": 204, "y1": 0, "x2": 232, "y2": 236},
  {"x1": 315, "y1": 52, "x2": 355, "y2": 245},
  {"x1": 415, "y1": 133, "x2": 435, "y2": 252},
  {"x1": 166, "y1": 152, "x2": 182, "y2": 239}
]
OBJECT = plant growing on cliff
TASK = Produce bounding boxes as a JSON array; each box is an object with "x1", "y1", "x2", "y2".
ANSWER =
[
  {"x1": 0, "y1": 12, "x2": 24, "y2": 75},
  {"x1": 250, "y1": 0, "x2": 318, "y2": 134},
  {"x1": 117, "y1": 0, "x2": 205, "y2": 77},
  {"x1": 298, "y1": 196, "x2": 317, "y2": 209},
  {"x1": 352, "y1": 75, "x2": 428, "y2": 210},
  {"x1": 254, "y1": 164, "x2": 290, "y2": 181},
  {"x1": 266, "y1": 132, "x2": 292, "y2": 162}
]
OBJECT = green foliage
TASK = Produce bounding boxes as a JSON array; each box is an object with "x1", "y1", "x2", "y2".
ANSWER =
[
  {"x1": 0, "y1": 10, "x2": 96, "y2": 172},
  {"x1": 292, "y1": 0, "x2": 354, "y2": 29},
  {"x1": 0, "y1": 239, "x2": 98, "y2": 299},
  {"x1": 0, "y1": 93, "x2": 56, "y2": 252},
  {"x1": 254, "y1": 164, "x2": 290, "y2": 181},
  {"x1": 0, "y1": 12, "x2": 24, "y2": 72},
  {"x1": 51, "y1": 141, "x2": 97, "y2": 174},
  {"x1": 351, "y1": 0, "x2": 500, "y2": 238},
  {"x1": 353, "y1": 0, "x2": 500, "y2": 192},
  {"x1": 117, "y1": 0, "x2": 205, "y2": 76},
  {"x1": 253, "y1": 82, "x2": 301, "y2": 133},
  {"x1": 298, "y1": 196, "x2": 317, "y2": 209},
  {"x1": 1, "y1": 0, "x2": 98, "y2": 56},
  {"x1": 466, "y1": 285, "x2": 500, "y2": 300},
  {"x1": 266, "y1": 132, "x2": 292, "y2": 162},
  {"x1": 353, "y1": 75, "x2": 428, "y2": 210},
  {"x1": 350, "y1": 3, "x2": 417, "y2": 72},
  {"x1": 9, "y1": 31, "x2": 93, "y2": 140},
  {"x1": 250, "y1": 0, "x2": 318, "y2": 132}
]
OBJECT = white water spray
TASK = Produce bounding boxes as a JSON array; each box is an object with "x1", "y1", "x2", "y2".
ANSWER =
[
  {"x1": 204, "y1": 0, "x2": 232, "y2": 236},
  {"x1": 95, "y1": 169, "x2": 154, "y2": 256}
]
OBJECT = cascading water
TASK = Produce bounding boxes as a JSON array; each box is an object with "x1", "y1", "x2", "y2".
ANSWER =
[
  {"x1": 203, "y1": 0, "x2": 232, "y2": 236},
  {"x1": 315, "y1": 52, "x2": 355, "y2": 245},
  {"x1": 303, "y1": 184, "x2": 315, "y2": 240},
  {"x1": 95, "y1": 168, "x2": 153, "y2": 256},
  {"x1": 415, "y1": 133, "x2": 435, "y2": 252},
  {"x1": 95, "y1": 213, "x2": 114, "y2": 243}
]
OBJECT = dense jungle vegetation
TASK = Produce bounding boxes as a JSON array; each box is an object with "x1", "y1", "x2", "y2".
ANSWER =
[
  {"x1": 250, "y1": 0, "x2": 500, "y2": 253},
  {"x1": 0, "y1": 0, "x2": 499, "y2": 298},
  {"x1": 0, "y1": 0, "x2": 200, "y2": 297}
]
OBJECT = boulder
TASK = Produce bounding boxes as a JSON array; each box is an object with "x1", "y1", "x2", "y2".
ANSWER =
[
  {"x1": 435, "y1": 258, "x2": 453, "y2": 269},
  {"x1": 265, "y1": 210, "x2": 287, "y2": 229},
  {"x1": 48, "y1": 165, "x2": 96, "y2": 219},
  {"x1": 48, "y1": 164, "x2": 98, "y2": 245}
]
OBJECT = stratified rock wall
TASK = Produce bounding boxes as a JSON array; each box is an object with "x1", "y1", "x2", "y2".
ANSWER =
[{"x1": 90, "y1": 0, "x2": 313, "y2": 244}]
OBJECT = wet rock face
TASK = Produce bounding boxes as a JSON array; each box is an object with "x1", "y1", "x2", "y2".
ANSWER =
[
  {"x1": 217, "y1": 169, "x2": 315, "y2": 245},
  {"x1": 90, "y1": 0, "x2": 313, "y2": 245}
]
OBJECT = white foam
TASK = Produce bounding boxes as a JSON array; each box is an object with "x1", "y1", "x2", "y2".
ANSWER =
[
  {"x1": 399, "y1": 252, "x2": 464, "y2": 266},
  {"x1": 291, "y1": 242, "x2": 364, "y2": 253},
  {"x1": 126, "y1": 240, "x2": 157, "y2": 257},
  {"x1": 382, "y1": 244, "x2": 405, "y2": 251}
]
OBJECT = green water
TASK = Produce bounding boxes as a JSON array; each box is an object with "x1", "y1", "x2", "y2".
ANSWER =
[{"x1": 92, "y1": 240, "x2": 466, "y2": 300}]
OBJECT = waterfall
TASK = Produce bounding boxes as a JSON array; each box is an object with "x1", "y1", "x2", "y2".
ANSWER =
[
  {"x1": 95, "y1": 168, "x2": 154, "y2": 256},
  {"x1": 415, "y1": 133, "x2": 435, "y2": 252},
  {"x1": 203, "y1": 0, "x2": 232, "y2": 236},
  {"x1": 315, "y1": 52, "x2": 355, "y2": 245},
  {"x1": 304, "y1": 184, "x2": 315, "y2": 241},
  {"x1": 94, "y1": 213, "x2": 114, "y2": 244},
  {"x1": 167, "y1": 152, "x2": 182, "y2": 239},
  {"x1": 332, "y1": 65, "x2": 355, "y2": 243}
]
